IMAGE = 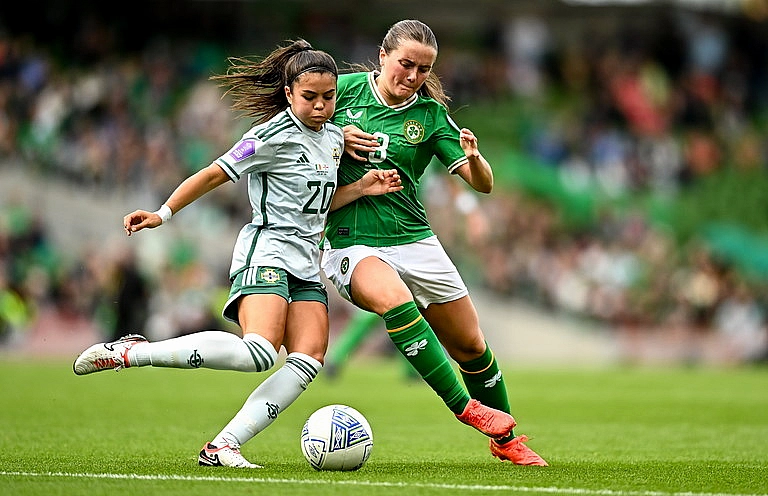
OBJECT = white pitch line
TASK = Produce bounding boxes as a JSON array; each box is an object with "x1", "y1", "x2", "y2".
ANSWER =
[{"x1": 0, "y1": 471, "x2": 765, "y2": 496}]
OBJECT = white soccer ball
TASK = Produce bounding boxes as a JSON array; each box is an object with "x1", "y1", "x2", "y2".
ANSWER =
[{"x1": 300, "y1": 404, "x2": 373, "y2": 471}]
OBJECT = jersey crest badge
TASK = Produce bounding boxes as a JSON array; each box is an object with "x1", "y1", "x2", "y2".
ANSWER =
[{"x1": 403, "y1": 120, "x2": 425, "y2": 144}]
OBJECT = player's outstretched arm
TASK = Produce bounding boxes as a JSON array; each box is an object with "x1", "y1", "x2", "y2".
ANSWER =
[
  {"x1": 123, "y1": 209, "x2": 162, "y2": 236},
  {"x1": 124, "y1": 163, "x2": 230, "y2": 236},
  {"x1": 456, "y1": 128, "x2": 493, "y2": 194},
  {"x1": 329, "y1": 169, "x2": 402, "y2": 212}
]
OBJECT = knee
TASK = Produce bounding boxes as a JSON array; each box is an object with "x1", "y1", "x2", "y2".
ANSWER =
[
  {"x1": 350, "y1": 261, "x2": 412, "y2": 315},
  {"x1": 308, "y1": 350, "x2": 326, "y2": 365},
  {"x1": 447, "y1": 335, "x2": 488, "y2": 362},
  {"x1": 353, "y1": 283, "x2": 413, "y2": 316}
]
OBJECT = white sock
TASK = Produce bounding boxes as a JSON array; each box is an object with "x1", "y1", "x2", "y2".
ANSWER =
[
  {"x1": 127, "y1": 331, "x2": 277, "y2": 372},
  {"x1": 213, "y1": 352, "x2": 322, "y2": 447}
]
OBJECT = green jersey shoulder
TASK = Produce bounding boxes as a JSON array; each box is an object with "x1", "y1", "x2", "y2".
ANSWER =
[{"x1": 325, "y1": 71, "x2": 468, "y2": 249}]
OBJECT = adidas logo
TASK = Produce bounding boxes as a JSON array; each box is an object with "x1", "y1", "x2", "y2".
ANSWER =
[
  {"x1": 297, "y1": 153, "x2": 310, "y2": 164},
  {"x1": 404, "y1": 339, "x2": 428, "y2": 357},
  {"x1": 484, "y1": 370, "x2": 502, "y2": 388}
]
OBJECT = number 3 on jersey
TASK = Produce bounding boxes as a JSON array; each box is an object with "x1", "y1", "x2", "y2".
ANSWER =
[{"x1": 368, "y1": 132, "x2": 389, "y2": 164}]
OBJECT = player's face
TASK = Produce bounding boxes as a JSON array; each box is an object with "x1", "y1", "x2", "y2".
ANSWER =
[
  {"x1": 378, "y1": 40, "x2": 436, "y2": 105},
  {"x1": 285, "y1": 72, "x2": 337, "y2": 131}
]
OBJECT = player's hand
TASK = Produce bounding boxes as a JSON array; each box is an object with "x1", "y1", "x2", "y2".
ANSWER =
[
  {"x1": 343, "y1": 125, "x2": 379, "y2": 162},
  {"x1": 359, "y1": 169, "x2": 403, "y2": 196},
  {"x1": 459, "y1": 128, "x2": 481, "y2": 159},
  {"x1": 123, "y1": 209, "x2": 162, "y2": 236}
]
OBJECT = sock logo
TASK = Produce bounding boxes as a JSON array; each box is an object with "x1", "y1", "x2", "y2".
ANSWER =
[
  {"x1": 187, "y1": 350, "x2": 204, "y2": 368},
  {"x1": 266, "y1": 402, "x2": 280, "y2": 419},
  {"x1": 484, "y1": 371, "x2": 502, "y2": 388},
  {"x1": 404, "y1": 339, "x2": 428, "y2": 357}
]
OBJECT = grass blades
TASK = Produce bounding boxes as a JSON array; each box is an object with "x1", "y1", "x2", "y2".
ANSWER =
[{"x1": 1, "y1": 357, "x2": 766, "y2": 496}]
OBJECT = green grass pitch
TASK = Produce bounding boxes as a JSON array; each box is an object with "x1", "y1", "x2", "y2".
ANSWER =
[{"x1": 1, "y1": 357, "x2": 766, "y2": 496}]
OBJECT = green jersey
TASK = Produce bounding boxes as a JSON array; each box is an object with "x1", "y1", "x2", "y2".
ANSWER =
[{"x1": 323, "y1": 71, "x2": 467, "y2": 249}]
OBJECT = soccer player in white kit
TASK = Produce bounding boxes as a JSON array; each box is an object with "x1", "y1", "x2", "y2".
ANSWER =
[{"x1": 72, "y1": 40, "x2": 402, "y2": 468}]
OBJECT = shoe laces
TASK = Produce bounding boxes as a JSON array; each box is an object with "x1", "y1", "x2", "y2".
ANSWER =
[
  {"x1": 221, "y1": 444, "x2": 256, "y2": 468},
  {"x1": 500, "y1": 435, "x2": 532, "y2": 451},
  {"x1": 92, "y1": 355, "x2": 125, "y2": 372},
  {"x1": 512, "y1": 435, "x2": 529, "y2": 445},
  {"x1": 493, "y1": 435, "x2": 547, "y2": 465},
  {"x1": 465, "y1": 406, "x2": 496, "y2": 431}
]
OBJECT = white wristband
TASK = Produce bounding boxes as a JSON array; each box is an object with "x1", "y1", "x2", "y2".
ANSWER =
[{"x1": 154, "y1": 204, "x2": 173, "y2": 224}]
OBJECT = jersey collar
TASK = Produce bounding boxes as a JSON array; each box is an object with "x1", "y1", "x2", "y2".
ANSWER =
[
  {"x1": 286, "y1": 107, "x2": 325, "y2": 135},
  {"x1": 367, "y1": 71, "x2": 418, "y2": 111}
]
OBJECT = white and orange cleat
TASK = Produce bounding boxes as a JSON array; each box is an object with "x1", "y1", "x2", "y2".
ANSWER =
[
  {"x1": 198, "y1": 442, "x2": 262, "y2": 468},
  {"x1": 72, "y1": 334, "x2": 147, "y2": 375}
]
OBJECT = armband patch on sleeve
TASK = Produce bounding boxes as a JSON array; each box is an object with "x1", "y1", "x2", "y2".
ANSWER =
[{"x1": 229, "y1": 139, "x2": 256, "y2": 162}]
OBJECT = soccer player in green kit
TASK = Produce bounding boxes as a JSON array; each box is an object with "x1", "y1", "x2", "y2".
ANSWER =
[{"x1": 321, "y1": 20, "x2": 547, "y2": 465}]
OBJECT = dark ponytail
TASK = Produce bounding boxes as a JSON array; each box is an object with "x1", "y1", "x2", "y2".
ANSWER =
[{"x1": 211, "y1": 39, "x2": 338, "y2": 124}]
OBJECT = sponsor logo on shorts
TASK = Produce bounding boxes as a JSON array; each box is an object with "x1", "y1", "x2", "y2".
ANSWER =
[
  {"x1": 340, "y1": 257, "x2": 349, "y2": 275},
  {"x1": 258, "y1": 268, "x2": 281, "y2": 283}
]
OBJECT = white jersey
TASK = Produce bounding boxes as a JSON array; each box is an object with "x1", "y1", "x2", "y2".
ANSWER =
[{"x1": 215, "y1": 108, "x2": 343, "y2": 282}]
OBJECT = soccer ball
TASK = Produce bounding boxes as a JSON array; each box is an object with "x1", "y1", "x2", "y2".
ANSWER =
[{"x1": 300, "y1": 404, "x2": 373, "y2": 471}]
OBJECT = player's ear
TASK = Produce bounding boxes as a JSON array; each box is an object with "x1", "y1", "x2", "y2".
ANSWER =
[
  {"x1": 378, "y1": 47, "x2": 386, "y2": 67},
  {"x1": 284, "y1": 85, "x2": 293, "y2": 105}
]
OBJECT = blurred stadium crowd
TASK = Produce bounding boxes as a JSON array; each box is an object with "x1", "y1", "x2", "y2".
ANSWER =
[{"x1": 1, "y1": 2, "x2": 767, "y2": 364}]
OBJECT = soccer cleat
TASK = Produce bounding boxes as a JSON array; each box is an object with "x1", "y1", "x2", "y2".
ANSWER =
[
  {"x1": 490, "y1": 435, "x2": 548, "y2": 466},
  {"x1": 455, "y1": 399, "x2": 516, "y2": 438},
  {"x1": 72, "y1": 334, "x2": 148, "y2": 375},
  {"x1": 198, "y1": 442, "x2": 263, "y2": 469}
]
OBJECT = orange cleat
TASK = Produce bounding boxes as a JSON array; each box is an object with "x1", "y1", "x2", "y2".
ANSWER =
[
  {"x1": 490, "y1": 435, "x2": 548, "y2": 466},
  {"x1": 455, "y1": 399, "x2": 516, "y2": 438}
]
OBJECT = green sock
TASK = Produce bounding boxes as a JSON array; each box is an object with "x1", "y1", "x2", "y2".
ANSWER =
[
  {"x1": 326, "y1": 310, "x2": 380, "y2": 366},
  {"x1": 459, "y1": 343, "x2": 515, "y2": 441},
  {"x1": 384, "y1": 302, "x2": 469, "y2": 414}
]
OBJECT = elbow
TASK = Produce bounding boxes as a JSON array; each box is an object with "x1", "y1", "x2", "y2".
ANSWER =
[{"x1": 477, "y1": 178, "x2": 493, "y2": 194}]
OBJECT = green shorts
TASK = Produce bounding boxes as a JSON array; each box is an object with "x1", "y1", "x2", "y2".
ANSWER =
[{"x1": 222, "y1": 266, "x2": 328, "y2": 325}]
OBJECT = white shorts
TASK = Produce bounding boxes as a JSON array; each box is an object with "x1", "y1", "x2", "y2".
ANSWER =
[{"x1": 321, "y1": 236, "x2": 468, "y2": 309}]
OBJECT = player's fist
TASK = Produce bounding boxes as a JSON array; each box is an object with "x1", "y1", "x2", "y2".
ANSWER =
[{"x1": 123, "y1": 210, "x2": 161, "y2": 236}]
